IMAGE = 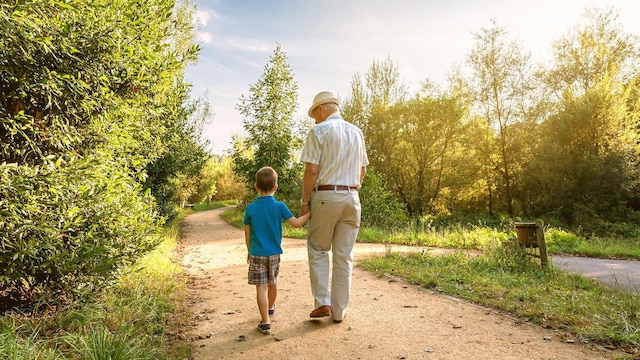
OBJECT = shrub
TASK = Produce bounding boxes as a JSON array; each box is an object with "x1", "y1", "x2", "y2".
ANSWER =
[
  {"x1": 359, "y1": 171, "x2": 407, "y2": 230},
  {"x1": 0, "y1": 159, "x2": 160, "y2": 309}
]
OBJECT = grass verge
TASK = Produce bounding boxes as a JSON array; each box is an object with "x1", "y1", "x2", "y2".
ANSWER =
[{"x1": 358, "y1": 247, "x2": 640, "y2": 359}]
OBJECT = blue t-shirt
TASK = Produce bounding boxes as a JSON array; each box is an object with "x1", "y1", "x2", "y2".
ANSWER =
[{"x1": 243, "y1": 195, "x2": 294, "y2": 256}]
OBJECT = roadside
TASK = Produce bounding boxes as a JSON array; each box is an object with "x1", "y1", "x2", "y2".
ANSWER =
[
  {"x1": 553, "y1": 256, "x2": 640, "y2": 294},
  {"x1": 178, "y1": 208, "x2": 613, "y2": 359}
]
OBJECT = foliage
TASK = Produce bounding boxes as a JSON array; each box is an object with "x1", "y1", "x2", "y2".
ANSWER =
[
  {"x1": 0, "y1": 159, "x2": 160, "y2": 307},
  {"x1": 343, "y1": 56, "x2": 407, "y2": 164},
  {"x1": 337, "y1": 7, "x2": 640, "y2": 229},
  {"x1": 359, "y1": 171, "x2": 407, "y2": 230},
  {"x1": 524, "y1": 9, "x2": 640, "y2": 224},
  {"x1": 343, "y1": 56, "x2": 408, "y2": 128},
  {"x1": 0, "y1": 0, "x2": 204, "y2": 308},
  {"x1": 464, "y1": 20, "x2": 537, "y2": 216},
  {"x1": 0, "y1": 210, "x2": 193, "y2": 360},
  {"x1": 143, "y1": 94, "x2": 212, "y2": 219},
  {"x1": 385, "y1": 92, "x2": 467, "y2": 216},
  {"x1": 232, "y1": 43, "x2": 304, "y2": 209},
  {"x1": 197, "y1": 155, "x2": 247, "y2": 203}
]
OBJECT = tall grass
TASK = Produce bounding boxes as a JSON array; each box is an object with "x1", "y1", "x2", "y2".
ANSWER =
[{"x1": 62, "y1": 325, "x2": 165, "y2": 360}]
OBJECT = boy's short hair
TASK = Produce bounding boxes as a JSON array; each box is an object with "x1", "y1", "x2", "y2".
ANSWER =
[{"x1": 256, "y1": 166, "x2": 277, "y2": 192}]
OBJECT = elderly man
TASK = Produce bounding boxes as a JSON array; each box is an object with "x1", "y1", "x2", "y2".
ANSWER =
[{"x1": 300, "y1": 91, "x2": 368, "y2": 324}]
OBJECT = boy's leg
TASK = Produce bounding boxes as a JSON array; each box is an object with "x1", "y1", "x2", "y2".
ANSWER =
[
  {"x1": 267, "y1": 254, "x2": 280, "y2": 314},
  {"x1": 256, "y1": 284, "x2": 270, "y2": 324},
  {"x1": 249, "y1": 255, "x2": 271, "y2": 325},
  {"x1": 268, "y1": 283, "x2": 277, "y2": 312}
]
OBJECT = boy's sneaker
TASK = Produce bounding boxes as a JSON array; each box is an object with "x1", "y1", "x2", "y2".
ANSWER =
[
  {"x1": 268, "y1": 304, "x2": 276, "y2": 316},
  {"x1": 257, "y1": 322, "x2": 271, "y2": 335}
]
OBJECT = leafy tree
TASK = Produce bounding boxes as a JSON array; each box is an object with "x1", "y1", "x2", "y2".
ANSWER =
[
  {"x1": 187, "y1": 155, "x2": 247, "y2": 204},
  {"x1": 464, "y1": 20, "x2": 536, "y2": 215},
  {"x1": 343, "y1": 56, "x2": 408, "y2": 146},
  {"x1": 206, "y1": 155, "x2": 247, "y2": 202},
  {"x1": 541, "y1": 7, "x2": 638, "y2": 97},
  {"x1": 375, "y1": 89, "x2": 467, "y2": 216},
  {"x1": 232, "y1": 43, "x2": 302, "y2": 208},
  {"x1": 0, "y1": 0, "x2": 203, "y2": 308},
  {"x1": 359, "y1": 172, "x2": 407, "y2": 230},
  {"x1": 143, "y1": 94, "x2": 211, "y2": 218},
  {"x1": 345, "y1": 59, "x2": 469, "y2": 217},
  {"x1": 528, "y1": 7, "x2": 640, "y2": 224}
]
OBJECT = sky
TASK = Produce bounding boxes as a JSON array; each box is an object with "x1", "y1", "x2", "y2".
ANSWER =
[{"x1": 185, "y1": 0, "x2": 640, "y2": 155}]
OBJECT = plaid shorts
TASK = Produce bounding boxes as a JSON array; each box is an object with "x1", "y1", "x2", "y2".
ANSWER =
[{"x1": 248, "y1": 254, "x2": 280, "y2": 285}]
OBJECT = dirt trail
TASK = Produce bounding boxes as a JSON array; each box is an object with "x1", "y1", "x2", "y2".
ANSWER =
[{"x1": 178, "y1": 208, "x2": 610, "y2": 360}]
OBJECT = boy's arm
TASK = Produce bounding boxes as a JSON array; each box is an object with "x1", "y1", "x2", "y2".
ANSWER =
[
  {"x1": 244, "y1": 224, "x2": 251, "y2": 263},
  {"x1": 286, "y1": 211, "x2": 310, "y2": 229}
]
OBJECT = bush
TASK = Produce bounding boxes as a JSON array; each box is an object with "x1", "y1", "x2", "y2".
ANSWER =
[
  {"x1": 359, "y1": 171, "x2": 407, "y2": 230},
  {"x1": 0, "y1": 159, "x2": 160, "y2": 309}
]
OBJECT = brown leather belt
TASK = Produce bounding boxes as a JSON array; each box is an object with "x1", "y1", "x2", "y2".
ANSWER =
[{"x1": 315, "y1": 185, "x2": 357, "y2": 191}]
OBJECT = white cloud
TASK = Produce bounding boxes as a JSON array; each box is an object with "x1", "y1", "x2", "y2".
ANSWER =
[
  {"x1": 195, "y1": 10, "x2": 217, "y2": 27},
  {"x1": 198, "y1": 31, "x2": 213, "y2": 44}
]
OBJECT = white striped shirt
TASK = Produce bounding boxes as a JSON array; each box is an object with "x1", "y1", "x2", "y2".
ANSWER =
[{"x1": 300, "y1": 113, "x2": 369, "y2": 188}]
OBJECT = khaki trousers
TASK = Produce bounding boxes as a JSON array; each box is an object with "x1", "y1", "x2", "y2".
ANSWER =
[{"x1": 307, "y1": 189, "x2": 361, "y2": 320}]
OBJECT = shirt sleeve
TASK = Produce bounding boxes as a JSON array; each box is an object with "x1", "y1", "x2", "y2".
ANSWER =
[
  {"x1": 280, "y1": 202, "x2": 294, "y2": 221},
  {"x1": 243, "y1": 205, "x2": 251, "y2": 225},
  {"x1": 300, "y1": 128, "x2": 321, "y2": 165}
]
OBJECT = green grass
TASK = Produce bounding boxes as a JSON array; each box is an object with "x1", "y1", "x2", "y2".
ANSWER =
[
  {"x1": 355, "y1": 223, "x2": 640, "y2": 261},
  {"x1": 544, "y1": 228, "x2": 640, "y2": 259}
]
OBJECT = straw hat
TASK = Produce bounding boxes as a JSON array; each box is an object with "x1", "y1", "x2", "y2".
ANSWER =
[{"x1": 307, "y1": 91, "x2": 340, "y2": 117}]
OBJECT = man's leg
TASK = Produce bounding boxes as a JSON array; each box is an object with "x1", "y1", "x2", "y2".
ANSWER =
[
  {"x1": 307, "y1": 194, "x2": 337, "y2": 309},
  {"x1": 331, "y1": 193, "x2": 361, "y2": 321}
]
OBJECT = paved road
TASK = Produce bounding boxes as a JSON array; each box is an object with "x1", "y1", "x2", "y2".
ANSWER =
[{"x1": 552, "y1": 255, "x2": 640, "y2": 294}]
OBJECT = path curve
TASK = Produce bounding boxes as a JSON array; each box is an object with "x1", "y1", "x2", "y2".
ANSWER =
[{"x1": 178, "y1": 208, "x2": 612, "y2": 359}]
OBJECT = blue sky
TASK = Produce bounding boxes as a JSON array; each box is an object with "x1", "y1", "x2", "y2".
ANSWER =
[{"x1": 186, "y1": 0, "x2": 640, "y2": 154}]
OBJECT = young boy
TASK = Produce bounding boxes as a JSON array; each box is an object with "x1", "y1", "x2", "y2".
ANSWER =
[{"x1": 244, "y1": 166, "x2": 310, "y2": 335}]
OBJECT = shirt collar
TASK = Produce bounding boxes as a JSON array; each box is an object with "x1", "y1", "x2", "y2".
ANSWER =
[{"x1": 324, "y1": 112, "x2": 343, "y2": 122}]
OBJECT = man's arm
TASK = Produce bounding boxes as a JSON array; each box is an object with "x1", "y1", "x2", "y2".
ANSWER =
[
  {"x1": 360, "y1": 166, "x2": 367, "y2": 184},
  {"x1": 301, "y1": 162, "x2": 319, "y2": 214}
]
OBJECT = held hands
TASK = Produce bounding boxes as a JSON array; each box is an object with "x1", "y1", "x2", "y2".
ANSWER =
[{"x1": 301, "y1": 203, "x2": 310, "y2": 216}]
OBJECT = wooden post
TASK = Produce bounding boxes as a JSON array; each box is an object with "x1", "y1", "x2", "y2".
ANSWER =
[{"x1": 535, "y1": 219, "x2": 548, "y2": 267}]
